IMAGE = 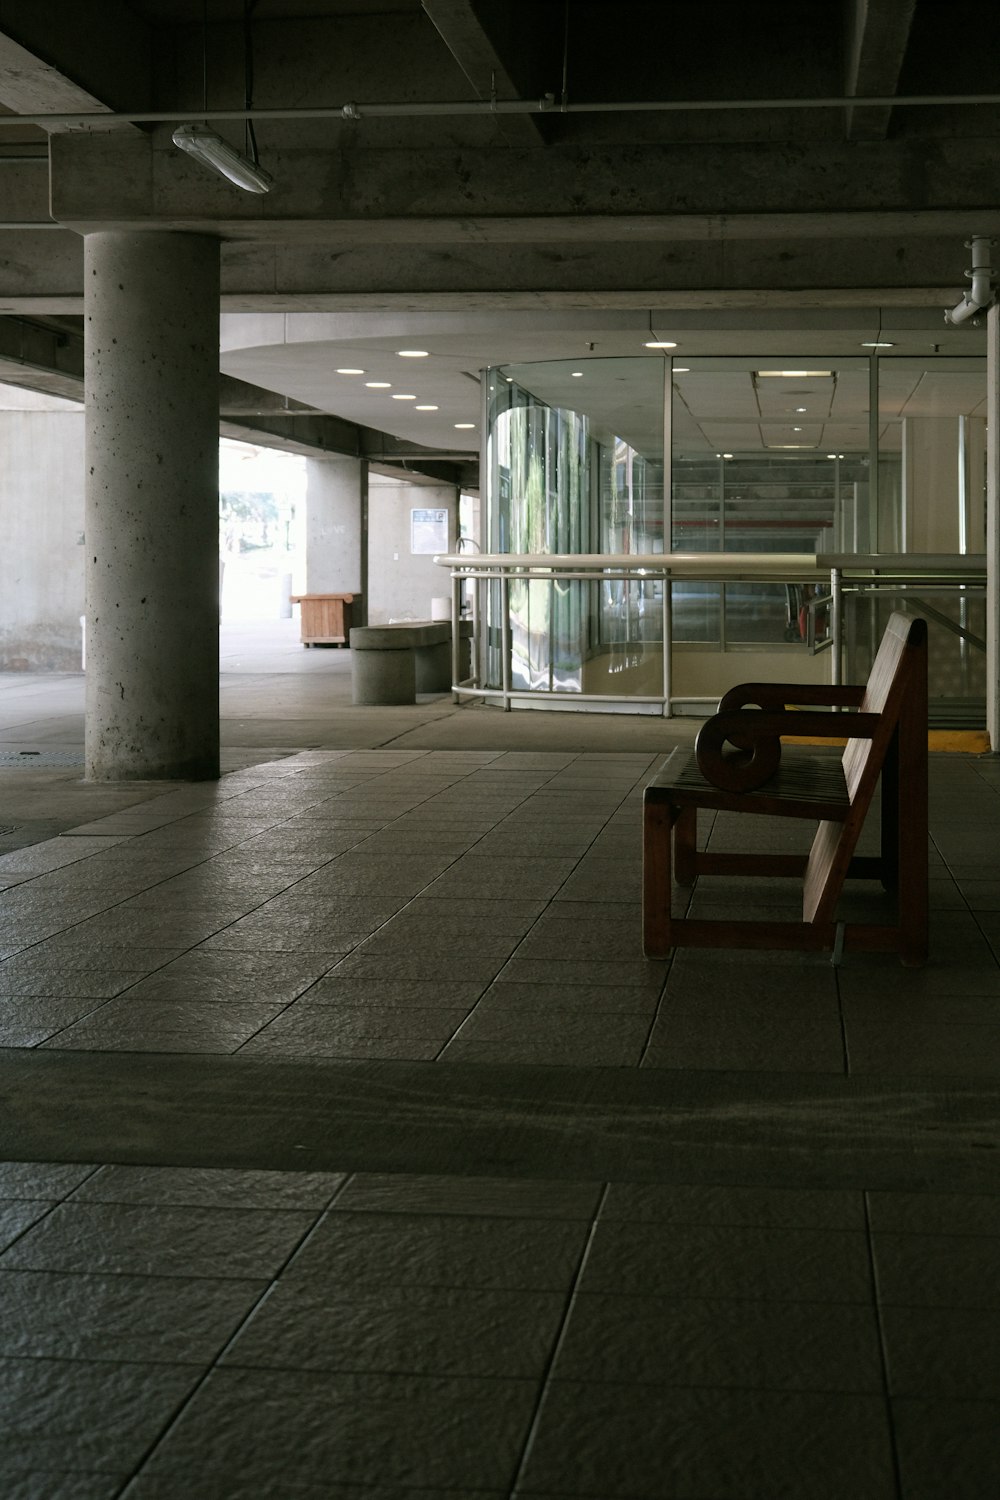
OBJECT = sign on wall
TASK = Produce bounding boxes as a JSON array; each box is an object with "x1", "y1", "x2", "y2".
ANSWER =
[{"x1": 411, "y1": 507, "x2": 449, "y2": 554}]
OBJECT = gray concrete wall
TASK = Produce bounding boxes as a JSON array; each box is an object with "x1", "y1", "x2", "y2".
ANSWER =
[
  {"x1": 305, "y1": 455, "x2": 364, "y2": 595},
  {"x1": 367, "y1": 475, "x2": 457, "y2": 624},
  {"x1": 0, "y1": 407, "x2": 85, "y2": 670}
]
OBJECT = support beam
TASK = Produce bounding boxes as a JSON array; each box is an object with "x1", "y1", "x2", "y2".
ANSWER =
[
  {"x1": 0, "y1": 3, "x2": 150, "y2": 132},
  {"x1": 844, "y1": 0, "x2": 916, "y2": 140},
  {"x1": 420, "y1": 0, "x2": 545, "y2": 145}
]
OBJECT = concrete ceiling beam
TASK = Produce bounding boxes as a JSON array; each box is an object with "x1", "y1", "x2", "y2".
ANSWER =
[
  {"x1": 420, "y1": 0, "x2": 546, "y2": 146},
  {"x1": 218, "y1": 374, "x2": 317, "y2": 416},
  {"x1": 48, "y1": 131, "x2": 1000, "y2": 234},
  {"x1": 0, "y1": 1, "x2": 151, "y2": 134},
  {"x1": 844, "y1": 0, "x2": 917, "y2": 141}
]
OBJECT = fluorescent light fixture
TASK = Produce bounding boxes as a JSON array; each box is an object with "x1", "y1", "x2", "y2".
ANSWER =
[
  {"x1": 756, "y1": 370, "x2": 833, "y2": 378},
  {"x1": 171, "y1": 123, "x2": 273, "y2": 194},
  {"x1": 397, "y1": 349, "x2": 429, "y2": 358},
  {"x1": 673, "y1": 367, "x2": 690, "y2": 373},
  {"x1": 416, "y1": 404, "x2": 438, "y2": 411},
  {"x1": 336, "y1": 367, "x2": 365, "y2": 375},
  {"x1": 454, "y1": 422, "x2": 475, "y2": 429},
  {"x1": 861, "y1": 341, "x2": 895, "y2": 348},
  {"x1": 392, "y1": 393, "x2": 417, "y2": 400},
  {"x1": 571, "y1": 371, "x2": 583, "y2": 377},
  {"x1": 644, "y1": 340, "x2": 677, "y2": 349},
  {"x1": 365, "y1": 381, "x2": 391, "y2": 389}
]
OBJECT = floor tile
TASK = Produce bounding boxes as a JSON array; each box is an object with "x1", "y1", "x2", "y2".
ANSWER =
[
  {"x1": 0, "y1": 1269, "x2": 266, "y2": 1364},
  {"x1": 847, "y1": 1021, "x2": 1000, "y2": 1075},
  {"x1": 600, "y1": 1183, "x2": 865, "y2": 1228},
  {"x1": 0, "y1": 1202, "x2": 58, "y2": 1252},
  {"x1": 298, "y1": 976, "x2": 487, "y2": 1007},
  {"x1": 553, "y1": 1292, "x2": 884, "y2": 1391},
  {"x1": 892, "y1": 1397, "x2": 1000, "y2": 1500},
  {"x1": 872, "y1": 1231, "x2": 1000, "y2": 1307},
  {"x1": 518, "y1": 1381, "x2": 896, "y2": 1498},
  {"x1": 0, "y1": 997, "x2": 109, "y2": 1046},
  {"x1": 439, "y1": 1025, "x2": 649, "y2": 1067},
  {"x1": 332, "y1": 1173, "x2": 601, "y2": 1220},
  {"x1": 471, "y1": 981, "x2": 659, "y2": 1015},
  {"x1": 139, "y1": 1366, "x2": 537, "y2": 1491},
  {"x1": 4, "y1": 1473, "x2": 120, "y2": 1499},
  {"x1": 882, "y1": 1304, "x2": 1000, "y2": 1397},
  {"x1": 643, "y1": 1005, "x2": 846, "y2": 1074},
  {"x1": 284, "y1": 1209, "x2": 589, "y2": 1291},
  {"x1": 221, "y1": 1280, "x2": 566, "y2": 1377},
  {"x1": 0, "y1": 1164, "x2": 97, "y2": 1199},
  {"x1": 0, "y1": 1202, "x2": 318, "y2": 1279},
  {"x1": 39, "y1": 1001, "x2": 283, "y2": 1054},
  {"x1": 867, "y1": 1190, "x2": 1000, "y2": 1235},
  {"x1": 578, "y1": 1222, "x2": 874, "y2": 1302},
  {"x1": 70, "y1": 1166, "x2": 346, "y2": 1210},
  {"x1": 0, "y1": 1355, "x2": 200, "y2": 1479}
]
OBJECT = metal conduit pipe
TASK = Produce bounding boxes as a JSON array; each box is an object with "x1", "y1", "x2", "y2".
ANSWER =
[
  {"x1": 7, "y1": 93, "x2": 1000, "y2": 129},
  {"x1": 945, "y1": 236, "x2": 996, "y2": 326}
]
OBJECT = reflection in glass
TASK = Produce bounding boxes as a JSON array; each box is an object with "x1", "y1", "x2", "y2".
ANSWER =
[{"x1": 486, "y1": 361, "x2": 664, "y2": 696}]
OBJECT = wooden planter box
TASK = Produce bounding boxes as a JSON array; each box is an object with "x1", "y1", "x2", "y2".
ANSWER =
[{"x1": 291, "y1": 592, "x2": 358, "y2": 646}]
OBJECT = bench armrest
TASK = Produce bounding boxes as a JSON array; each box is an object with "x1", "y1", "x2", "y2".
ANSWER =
[
  {"x1": 717, "y1": 682, "x2": 867, "y2": 713},
  {"x1": 696, "y1": 708, "x2": 883, "y2": 792}
]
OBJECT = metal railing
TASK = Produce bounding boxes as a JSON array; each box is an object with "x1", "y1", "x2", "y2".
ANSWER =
[{"x1": 435, "y1": 551, "x2": 988, "y2": 716}]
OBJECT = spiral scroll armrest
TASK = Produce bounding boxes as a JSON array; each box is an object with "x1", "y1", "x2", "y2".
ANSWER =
[
  {"x1": 695, "y1": 709, "x2": 884, "y2": 793},
  {"x1": 716, "y1": 682, "x2": 867, "y2": 715}
]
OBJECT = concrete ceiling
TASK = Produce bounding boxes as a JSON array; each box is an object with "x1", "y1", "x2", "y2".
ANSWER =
[{"x1": 0, "y1": 0, "x2": 995, "y2": 476}]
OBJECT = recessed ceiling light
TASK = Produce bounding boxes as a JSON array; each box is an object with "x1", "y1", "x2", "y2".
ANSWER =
[
  {"x1": 793, "y1": 427, "x2": 803, "y2": 432},
  {"x1": 337, "y1": 367, "x2": 365, "y2": 375},
  {"x1": 397, "y1": 349, "x2": 429, "y2": 357},
  {"x1": 827, "y1": 453, "x2": 837, "y2": 458},
  {"x1": 365, "y1": 381, "x2": 391, "y2": 389},
  {"x1": 454, "y1": 422, "x2": 475, "y2": 429},
  {"x1": 645, "y1": 340, "x2": 677, "y2": 349},
  {"x1": 861, "y1": 341, "x2": 895, "y2": 348},
  {"x1": 392, "y1": 393, "x2": 417, "y2": 400},
  {"x1": 415, "y1": 404, "x2": 438, "y2": 411},
  {"x1": 795, "y1": 407, "x2": 807, "y2": 413},
  {"x1": 756, "y1": 370, "x2": 833, "y2": 378},
  {"x1": 571, "y1": 371, "x2": 584, "y2": 377},
  {"x1": 723, "y1": 452, "x2": 734, "y2": 458}
]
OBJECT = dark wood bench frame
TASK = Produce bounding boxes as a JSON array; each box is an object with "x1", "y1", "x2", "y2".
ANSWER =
[{"x1": 643, "y1": 612, "x2": 929, "y2": 967}]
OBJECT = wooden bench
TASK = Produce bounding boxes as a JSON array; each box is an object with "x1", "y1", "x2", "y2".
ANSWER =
[{"x1": 643, "y1": 611, "x2": 928, "y2": 967}]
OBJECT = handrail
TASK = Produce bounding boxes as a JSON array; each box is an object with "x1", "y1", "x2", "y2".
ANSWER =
[{"x1": 435, "y1": 551, "x2": 988, "y2": 712}]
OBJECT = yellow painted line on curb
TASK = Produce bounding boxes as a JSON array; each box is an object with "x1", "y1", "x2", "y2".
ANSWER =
[{"x1": 781, "y1": 730, "x2": 991, "y2": 753}]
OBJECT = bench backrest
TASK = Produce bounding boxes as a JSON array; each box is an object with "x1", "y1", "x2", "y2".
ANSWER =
[
  {"x1": 806, "y1": 610, "x2": 927, "y2": 923},
  {"x1": 842, "y1": 611, "x2": 928, "y2": 803}
]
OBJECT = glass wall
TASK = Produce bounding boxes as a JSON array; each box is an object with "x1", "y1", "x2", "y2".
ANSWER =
[
  {"x1": 670, "y1": 359, "x2": 869, "y2": 647},
  {"x1": 480, "y1": 350, "x2": 987, "y2": 718}
]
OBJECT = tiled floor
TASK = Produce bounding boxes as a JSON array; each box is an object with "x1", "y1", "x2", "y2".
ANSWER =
[{"x1": 1, "y1": 643, "x2": 999, "y2": 1497}]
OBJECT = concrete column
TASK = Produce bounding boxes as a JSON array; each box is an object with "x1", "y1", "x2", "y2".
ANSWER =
[
  {"x1": 305, "y1": 455, "x2": 365, "y2": 595},
  {"x1": 0, "y1": 405, "x2": 85, "y2": 670},
  {"x1": 84, "y1": 231, "x2": 221, "y2": 780},
  {"x1": 367, "y1": 476, "x2": 458, "y2": 624}
]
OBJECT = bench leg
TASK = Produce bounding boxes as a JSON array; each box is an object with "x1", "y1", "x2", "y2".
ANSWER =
[
  {"x1": 643, "y1": 798, "x2": 676, "y2": 957},
  {"x1": 674, "y1": 807, "x2": 697, "y2": 886}
]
